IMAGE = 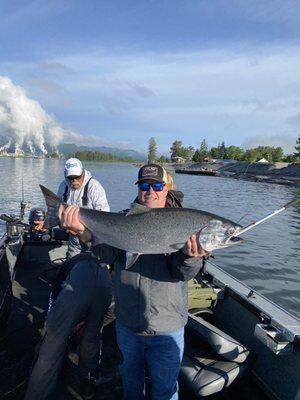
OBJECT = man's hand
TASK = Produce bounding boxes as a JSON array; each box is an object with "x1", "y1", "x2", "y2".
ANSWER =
[
  {"x1": 33, "y1": 220, "x2": 47, "y2": 232},
  {"x1": 58, "y1": 205, "x2": 85, "y2": 236},
  {"x1": 182, "y1": 234, "x2": 209, "y2": 258}
]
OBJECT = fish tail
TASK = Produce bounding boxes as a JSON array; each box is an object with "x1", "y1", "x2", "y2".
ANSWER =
[{"x1": 39, "y1": 184, "x2": 64, "y2": 228}]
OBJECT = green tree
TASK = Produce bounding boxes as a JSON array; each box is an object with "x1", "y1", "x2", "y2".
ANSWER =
[
  {"x1": 242, "y1": 148, "x2": 261, "y2": 162},
  {"x1": 258, "y1": 146, "x2": 272, "y2": 162},
  {"x1": 157, "y1": 155, "x2": 169, "y2": 163},
  {"x1": 50, "y1": 152, "x2": 60, "y2": 159},
  {"x1": 192, "y1": 149, "x2": 202, "y2": 162},
  {"x1": 182, "y1": 146, "x2": 195, "y2": 160},
  {"x1": 272, "y1": 147, "x2": 284, "y2": 162},
  {"x1": 69, "y1": 150, "x2": 140, "y2": 163},
  {"x1": 226, "y1": 146, "x2": 244, "y2": 160},
  {"x1": 199, "y1": 139, "x2": 209, "y2": 159},
  {"x1": 148, "y1": 137, "x2": 157, "y2": 164},
  {"x1": 219, "y1": 142, "x2": 228, "y2": 159},
  {"x1": 241, "y1": 146, "x2": 283, "y2": 162},
  {"x1": 170, "y1": 141, "x2": 194, "y2": 160},
  {"x1": 209, "y1": 142, "x2": 227, "y2": 159},
  {"x1": 170, "y1": 140, "x2": 183, "y2": 158},
  {"x1": 283, "y1": 154, "x2": 296, "y2": 162},
  {"x1": 295, "y1": 134, "x2": 300, "y2": 158},
  {"x1": 192, "y1": 139, "x2": 209, "y2": 162},
  {"x1": 210, "y1": 146, "x2": 220, "y2": 159}
]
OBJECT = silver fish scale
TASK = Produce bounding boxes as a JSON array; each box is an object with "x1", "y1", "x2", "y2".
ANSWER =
[{"x1": 79, "y1": 207, "x2": 240, "y2": 254}]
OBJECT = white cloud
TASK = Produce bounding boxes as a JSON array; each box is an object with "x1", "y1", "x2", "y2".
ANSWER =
[
  {"x1": 243, "y1": 134, "x2": 297, "y2": 154},
  {"x1": 1, "y1": 43, "x2": 300, "y2": 151}
]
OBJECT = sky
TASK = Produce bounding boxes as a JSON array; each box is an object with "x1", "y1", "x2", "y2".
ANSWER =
[{"x1": 1, "y1": 0, "x2": 300, "y2": 155}]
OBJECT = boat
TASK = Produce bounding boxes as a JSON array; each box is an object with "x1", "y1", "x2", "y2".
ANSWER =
[
  {"x1": 0, "y1": 202, "x2": 299, "y2": 400},
  {"x1": 175, "y1": 168, "x2": 219, "y2": 176}
]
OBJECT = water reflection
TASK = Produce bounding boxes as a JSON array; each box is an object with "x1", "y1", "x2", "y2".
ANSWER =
[{"x1": 0, "y1": 158, "x2": 299, "y2": 318}]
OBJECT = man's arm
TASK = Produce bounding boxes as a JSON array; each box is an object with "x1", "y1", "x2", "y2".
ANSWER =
[
  {"x1": 89, "y1": 180, "x2": 110, "y2": 211},
  {"x1": 168, "y1": 235, "x2": 207, "y2": 281},
  {"x1": 91, "y1": 243, "x2": 119, "y2": 265},
  {"x1": 56, "y1": 181, "x2": 66, "y2": 200},
  {"x1": 58, "y1": 204, "x2": 119, "y2": 264}
]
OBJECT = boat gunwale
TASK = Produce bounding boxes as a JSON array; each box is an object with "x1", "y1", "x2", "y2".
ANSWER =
[{"x1": 204, "y1": 260, "x2": 300, "y2": 342}]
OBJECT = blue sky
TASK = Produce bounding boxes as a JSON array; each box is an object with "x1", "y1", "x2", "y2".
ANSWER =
[{"x1": 1, "y1": 0, "x2": 300, "y2": 154}]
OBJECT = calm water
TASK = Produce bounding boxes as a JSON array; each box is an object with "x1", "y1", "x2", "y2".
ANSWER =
[{"x1": 1, "y1": 157, "x2": 299, "y2": 319}]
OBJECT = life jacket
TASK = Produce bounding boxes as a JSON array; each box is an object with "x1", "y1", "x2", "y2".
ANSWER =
[
  {"x1": 166, "y1": 190, "x2": 184, "y2": 208},
  {"x1": 63, "y1": 177, "x2": 92, "y2": 206}
]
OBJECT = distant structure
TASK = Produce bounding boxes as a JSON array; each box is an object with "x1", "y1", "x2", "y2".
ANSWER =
[
  {"x1": 172, "y1": 156, "x2": 186, "y2": 163},
  {"x1": 257, "y1": 158, "x2": 269, "y2": 163},
  {"x1": 0, "y1": 149, "x2": 8, "y2": 156}
]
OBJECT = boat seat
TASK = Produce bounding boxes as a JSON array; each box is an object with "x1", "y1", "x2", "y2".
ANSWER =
[
  {"x1": 180, "y1": 314, "x2": 250, "y2": 397},
  {"x1": 188, "y1": 314, "x2": 249, "y2": 363},
  {"x1": 188, "y1": 279, "x2": 218, "y2": 311}
]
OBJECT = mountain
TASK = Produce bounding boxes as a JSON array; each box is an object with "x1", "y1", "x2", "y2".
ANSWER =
[{"x1": 47, "y1": 143, "x2": 146, "y2": 161}]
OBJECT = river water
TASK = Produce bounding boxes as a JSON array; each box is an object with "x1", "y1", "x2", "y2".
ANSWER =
[{"x1": 1, "y1": 157, "x2": 299, "y2": 319}]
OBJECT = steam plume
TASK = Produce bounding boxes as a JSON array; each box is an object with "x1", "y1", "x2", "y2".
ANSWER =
[{"x1": 0, "y1": 76, "x2": 76, "y2": 154}]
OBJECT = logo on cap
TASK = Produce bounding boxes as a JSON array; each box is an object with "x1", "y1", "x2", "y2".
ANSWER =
[
  {"x1": 142, "y1": 166, "x2": 159, "y2": 177},
  {"x1": 66, "y1": 162, "x2": 79, "y2": 168}
]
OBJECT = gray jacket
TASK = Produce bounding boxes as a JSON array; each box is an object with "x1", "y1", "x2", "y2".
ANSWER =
[{"x1": 92, "y1": 244, "x2": 202, "y2": 334}]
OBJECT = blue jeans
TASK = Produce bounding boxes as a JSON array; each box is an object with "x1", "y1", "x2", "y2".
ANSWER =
[{"x1": 116, "y1": 321, "x2": 184, "y2": 400}]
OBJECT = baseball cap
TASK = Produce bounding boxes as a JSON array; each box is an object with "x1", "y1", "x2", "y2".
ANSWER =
[
  {"x1": 64, "y1": 158, "x2": 83, "y2": 177},
  {"x1": 135, "y1": 163, "x2": 168, "y2": 184}
]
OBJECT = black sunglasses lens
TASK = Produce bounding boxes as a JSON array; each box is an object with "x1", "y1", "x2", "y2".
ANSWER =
[{"x1": 68, "y1": 175, "x2": 81, "y2": 181}]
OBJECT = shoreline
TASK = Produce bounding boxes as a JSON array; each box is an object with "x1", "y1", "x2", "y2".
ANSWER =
[{"x1": 175, "y1": 161, "x2": 300, "y2": 187}]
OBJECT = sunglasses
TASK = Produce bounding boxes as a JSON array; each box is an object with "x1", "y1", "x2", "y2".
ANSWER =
[
  {"x1": 138, "y1": 182, "x2": 165, "y2": 192},
  {"x1": 67, "y1": 174, "x2": 83, "y2": 181}
]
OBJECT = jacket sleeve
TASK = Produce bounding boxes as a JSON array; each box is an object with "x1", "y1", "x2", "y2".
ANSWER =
[
  {"x1": 91, "y1": 243, "x2": 120, "y2": 265},
  {"x1": 168, "y1": 251, "x2": 202, "y2": 281},
  {"x1": 89, "y1": 180, "x2": 110, "y2": 211},
  {"x1": 57, "y1": 181, "x2": 66, "y2": 200}
]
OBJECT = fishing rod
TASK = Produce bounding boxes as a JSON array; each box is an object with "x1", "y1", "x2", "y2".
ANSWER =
[
  {"x1": 20, "y1": 175, "x2": 27, "y2": 221},
  {"x1": 234, "y1": 198, "x2": 298, "y2": 237}
]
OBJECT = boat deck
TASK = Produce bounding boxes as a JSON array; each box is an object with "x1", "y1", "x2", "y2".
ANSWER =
[
  {"x1": 0, "y1": 244, "x2": 122, "y2": 400},
  {"x1": 0, "y1": 242, "x2": 269, "y2": 400}
]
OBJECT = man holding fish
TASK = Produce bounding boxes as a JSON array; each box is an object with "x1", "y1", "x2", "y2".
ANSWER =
[{"x1": 57, "y1": 163, "x2": 208, "y2": 400}]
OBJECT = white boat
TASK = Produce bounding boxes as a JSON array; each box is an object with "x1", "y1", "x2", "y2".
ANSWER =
[{"x1": 0, "y1": 204, "x2": 299, "y2": 400}]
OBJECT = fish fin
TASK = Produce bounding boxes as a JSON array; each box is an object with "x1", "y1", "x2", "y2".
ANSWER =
[
  {"x1": 170, "y1": 242, "x2": 186, "y2": 250},
  {"x1": 126, "y1": 203, "x2": 151, "y2": 216},
  {"x1": 39, "y1": 184, "x2": 65, "y2": 228},
  {"x1": 125, "y1": 252, "x2": 141, "y2": 269}
]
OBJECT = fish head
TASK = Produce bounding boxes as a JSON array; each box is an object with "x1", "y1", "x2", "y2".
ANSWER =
[{"x1": 197, "y1": 219, "x2": 243, "y2": 252}]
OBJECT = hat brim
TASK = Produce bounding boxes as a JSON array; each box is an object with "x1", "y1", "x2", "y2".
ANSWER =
[{"x1": 135, "y1": 178, "x2": 165, "y2": 184}]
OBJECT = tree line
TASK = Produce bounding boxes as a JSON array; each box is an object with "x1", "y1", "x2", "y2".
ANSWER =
[
  {"x1": 147, "y1": 135, "x2": 300, "y2": 163},
  {"x1": 67, "y1": 151, "x2": 140, "y2": 163}
]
